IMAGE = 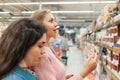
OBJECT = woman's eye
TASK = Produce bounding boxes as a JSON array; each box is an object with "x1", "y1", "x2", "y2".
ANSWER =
[
  {"x1": 49, "y1": 19, "x2": 53, "y2": 22},
  {"x1": 38, "y1": 45, "x2": 43, "y2": 48}
]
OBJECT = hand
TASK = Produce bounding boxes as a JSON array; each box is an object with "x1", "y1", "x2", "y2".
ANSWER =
[{"x1": 80, "y1": 53, "x2": 98, "y2": 78}]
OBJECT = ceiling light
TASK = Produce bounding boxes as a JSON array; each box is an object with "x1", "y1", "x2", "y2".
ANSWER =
[
  {"x1": 0, "y1": 12, "x2": 10, "y2": 14},
  {"x1": 21, "y1": 11, "x2": 34, "y2": 14},
  {"x1": 52, "y1": 11, "x2": 96, "y2": 13},
  {"x1": 0, "y1": 2, "x2": 40, "y2": 5},
  {"x1": 1, "y1": 10, "x2": 99, "y2": 14},
  {"x1": 11, "y1": 16, "x2": 29, "y2": 18},
  {"x1": 22, "y1": 10, "x2": 100, "y2": 14},
  {"x1": 41, "y1": 1, "x2": 115, "y2": 5},
  {"x1": 0, "y1": 1, "x2": 115, "y2": 5},
  {"x1": 59, "y1": 19, "x2": 85, "y2": 22},
  {"x1": 57, "y1": 16, "x2": 67, "y2": 18}
]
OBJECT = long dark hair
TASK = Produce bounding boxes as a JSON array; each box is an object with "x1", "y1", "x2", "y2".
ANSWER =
[{"x1": 0, "y1": 18, "x2": 47, "y2": 78}]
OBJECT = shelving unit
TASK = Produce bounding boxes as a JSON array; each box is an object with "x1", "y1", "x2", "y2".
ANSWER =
[
  {"x1": 95, "y1": 42, "x2": 120, "y2": 53},
  {"x1": 83, "y1": 12, "x2": 120, "y2": 80},
  {"x1": 103, "y1": 63, "x2": 120, "y2": 80},
  {"x1": 83, "y1": 14, "x2": 120, "y2": 37}
]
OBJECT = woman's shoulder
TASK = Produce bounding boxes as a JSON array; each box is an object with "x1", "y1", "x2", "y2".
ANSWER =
[
  {"x1": 44, "y1": 46, "x2": 55, "y2": 54},
  {"x1": 2, "y1": 73, "x2": 23, "y2": 80},
  {"x1": 2, "y1": 66, "x2": 36, "y2": 80}
]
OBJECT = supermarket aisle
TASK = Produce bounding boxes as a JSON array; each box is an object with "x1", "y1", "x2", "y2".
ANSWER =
[{"x1": 65, "y1": 45, "x2": 84, "y2": 75}]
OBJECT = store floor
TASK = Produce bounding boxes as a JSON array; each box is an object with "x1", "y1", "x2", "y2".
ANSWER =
[{"x1": 65, "y1": 45, "x2": 84, "y2": 75}]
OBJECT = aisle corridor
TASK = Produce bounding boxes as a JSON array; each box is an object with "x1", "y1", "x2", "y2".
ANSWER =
[{"x1": 65, "y1": 45, "x2": 84, "y2": 75}]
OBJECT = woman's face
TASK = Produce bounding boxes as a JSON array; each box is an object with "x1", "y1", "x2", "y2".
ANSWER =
[
  {"x1": 43, "y1": 13, "x2": 58, "y2": 39},
  {"x1": 22, "y1": 33, "x2": 46, "y2": 66}
]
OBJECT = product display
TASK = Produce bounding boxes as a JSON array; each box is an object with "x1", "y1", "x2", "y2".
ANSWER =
[{"x1": 81, "y1": 2, "x2": 120, "y2": 79}]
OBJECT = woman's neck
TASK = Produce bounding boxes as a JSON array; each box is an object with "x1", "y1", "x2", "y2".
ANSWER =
[
  {"x1": 18, "y1": 60, "x2": 28, "y2": 68},
  {"x1": 46, "y1": 36, "x2": 50, "y2": 47},
  {"x1": 19, "y1": 61, "x2": 35, "y2": 74}
]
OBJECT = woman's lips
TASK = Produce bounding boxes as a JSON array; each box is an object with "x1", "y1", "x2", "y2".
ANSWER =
[{"x1": 53, "y1": 30, "x2": 57, "y2": 33}]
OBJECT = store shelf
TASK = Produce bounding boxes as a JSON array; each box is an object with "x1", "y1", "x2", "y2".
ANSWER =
[
  {"x1": 95, "y1": 14, "x2": 120, "y2": 32},
  {"x1": 112, "y1": 46, "x2": 120, "y2": 53},
  {"x1": 114, "y1": 14, "x2": 120, "y2": 25},
  {"x1": 95, "y1": 42, "x2": 120, "y2": 53},
  {"x1": 103, "y1": 63, "x2": 120, "y2": 80},
  {"x1": 104, "y1": 45, "x2": 113, "y2": 50},
  {"x1": 94, "y1": 42, "x2": 104, "y2": 47},
  {"x1": 104, "y1": 45, "x2": 120, "y2": 53},
  {"x1": 103, "y1": 65, "x2": 111, "y2": 78},
  {"x1": 84, "y1": 14, "x2": 120, "y2": 37}
]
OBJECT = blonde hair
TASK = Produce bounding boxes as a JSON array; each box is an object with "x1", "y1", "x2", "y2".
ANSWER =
[{"x1": 31, "y1": 9, "x2": 51, "y2": 24}]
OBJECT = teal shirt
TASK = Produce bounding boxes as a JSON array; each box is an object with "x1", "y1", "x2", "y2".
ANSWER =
[{"x1": 2, "y1": 66, "x2": 36, "y2": 80}]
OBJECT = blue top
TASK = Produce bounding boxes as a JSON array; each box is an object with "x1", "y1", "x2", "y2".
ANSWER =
[{"x1": 2, "y1": 66, "x2": 36, "y2": 80}]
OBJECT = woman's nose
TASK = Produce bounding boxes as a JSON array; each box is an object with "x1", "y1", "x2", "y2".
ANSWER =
[
  {"x1": 41, "y1": 51, "x2": 45, "y2": 55},
  {"x1": 41, "y1": 47, "x2": 46, "y2": 55},
  {"x1": 54, "y1": 21, "x2": 58, "y2": 27}
]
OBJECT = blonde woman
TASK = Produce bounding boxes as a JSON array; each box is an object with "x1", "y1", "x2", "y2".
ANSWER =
[{"x1": 31, "y1": 10, "x2": 98, "y2": 80}]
